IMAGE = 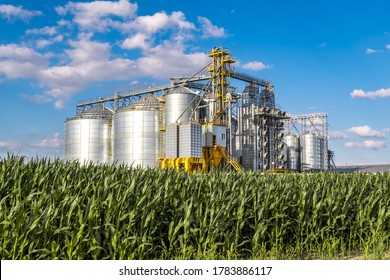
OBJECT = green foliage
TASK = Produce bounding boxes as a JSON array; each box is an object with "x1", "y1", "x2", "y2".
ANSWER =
[{"x1": 1, "y1": 154, "x2": 389, "y2": 259}]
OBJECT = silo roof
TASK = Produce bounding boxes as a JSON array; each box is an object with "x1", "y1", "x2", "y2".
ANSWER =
[
  {"x1": 69, "y1": 104, "x2": 113, "y2": 120},
  {"x1": 118, "y1": 94, "x2": 160, "y2": 111},
  {"x1": 168, "y1": 86, "x2": 196, "y2": 95}
]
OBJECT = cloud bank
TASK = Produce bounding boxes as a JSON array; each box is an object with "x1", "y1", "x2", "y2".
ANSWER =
[
  {"x1": 345, "y1": 140, "x2": 386, "y2": 150},
  {"x1": 347, "y1": 125, "x2": 385, "y2": 138},
  {"x1": 242, "y1": 61, "x2": 270, "y2": 71},
  {"x1": 350, "y1": 88, "x2": 390, "y2": 99},
  {"x1": 0, "y1": 4, "x2": 42, "y2": 21},
  {"x1": 0, "y1": 1, "x2": 228, "y2": 109}
]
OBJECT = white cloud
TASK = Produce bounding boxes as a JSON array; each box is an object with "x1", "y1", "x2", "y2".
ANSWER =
[
  {"x1": 20, "y1": 94, "x2": 53, "y2": 104},
  {"x1": 124, "y1": 11, "x2": 194, "y2": 35},
  {"x1": 366, "y1": 48, "x2": 381, "y2": 54},
  {"x1": 36, "y1": 35, "x2": 64, "y2": 49},
  {"x1": 56, "y1": 0, "x2": 137, "y2": 31},
  {"x1": 198, "y1": 16, "x2": 226, "y2": 38},
  {"x1": 1, "y1": 36, "x2": 211, "y2": 109},
  {"x1": 0, "y1": 44, "x2": 48, "y2": 63},
  {"x1": 0, "y1": 42, "x2": 209, "y2": 109},
  {"x1": 36, "y1": 40, "x2": 52, "y2": 49},
  {"x1": 347, "y1": 125, "x2": 385, "y2": 138},
  {"x1": 242, "y1": 61, "x2": 269, "y2": 71},
  {"x1": 26, "y1": 26, "x2": 57, "y2": 36},
  {"x1": 0, "y1": 133, "x2": 64, "y2": 158},
  {"x1": 350, "y1": 88, "x2": 390, "y2": 99},
  {"x1": 329, "y1": 131, "x2": 347, "y2": 139},
  {"x1": 0, "y1": 4, "x2": 42, "y2": 21},
  {"x1": 35, "y1": 37, "x2": 138, "y2": 108},
  {"x1": 135, "y1": 42, "x2": 210, "y2": 78},
  {"x1": 0, "y1": 44, "x2": 48, "y2": 78},
  {"x1": 122, "y1": 33, "x2": 150, "y2": 50},
  {"x1": 57, "y1": 19, "x2": 73, "y2": 28},
  {"x1": 66, "y1": 38, "x2": 111, "y2": 64},
  {"x1": 32, "y1": 133, "x2": 63, "y2": 148},
  {"x1": 0, "y1": 140, "x2": 20, "y2": 149},
  {"x1": 386, "y1": 44, "x2": 390, "y2": 50},
  {"x1": 0, "y1": 3, "x2": 230, "y2": 109},
  {"x1": 118, "y1": 11, "x2": 195, "y2": 50},
  {"x1": 0, "y1": 40, "x2": 134, "y2": 108},
  {"x1": 345, "y1": 140, "x2": 386, "y2": 150}
]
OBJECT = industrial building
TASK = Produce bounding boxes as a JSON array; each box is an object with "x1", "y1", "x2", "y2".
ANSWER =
[{"x1": 64, "y1": 47, "x2": 334, "y2": 172}]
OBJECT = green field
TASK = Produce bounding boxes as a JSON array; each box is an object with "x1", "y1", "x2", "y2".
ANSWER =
[{"x1": 1, "y1": 154, "x2": 389, "y2": 259}]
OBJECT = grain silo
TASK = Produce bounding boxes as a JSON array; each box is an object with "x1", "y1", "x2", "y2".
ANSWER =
[
  {"x1": 300, "y1": 132, "x2": 323, "y2": 171},
  {"x1": 112, "y1": 94, "x2": 161, "y2": 168},
  {"x1": 285, "y1": 133, "x2": 300, "y2": 171},
  {"x1": 164, "y1": 86, "x2": 200, "y2": 125},
  {"x1": 64, "y1": 104, "x2": 112, "y2": 164}
]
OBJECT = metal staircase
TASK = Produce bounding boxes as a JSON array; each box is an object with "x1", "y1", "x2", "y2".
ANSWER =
[{"x1": 218, "y1": 146, "x2": 243, "y2": 171}]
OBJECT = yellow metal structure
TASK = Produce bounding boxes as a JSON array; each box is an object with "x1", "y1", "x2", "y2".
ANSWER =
[
  {"x1": 202, "y1": 47, "x2": 239, "y2": 171},
  {"x1": 162, "y1": 47, "x2": 242, "y2": 172},
  {"x1": 161, "y1": 157, "x2": 206, "y2": 172},
  {"x1": 207, "y1": 47, "x2": 235, "y2": 125},
  {"x1": 161, "y1": 145, "x2": 242, "y2": 172}
]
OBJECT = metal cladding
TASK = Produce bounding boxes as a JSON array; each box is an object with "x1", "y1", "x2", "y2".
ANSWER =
[
  {"x1": 200, "y1": 93, "x2": 214, "y2": 122},
  {"x1": 300, "y1": 132, "x2": 324, "y2": 171},
  {"x1": 230, "y1": 116, "x2": 238, "y2": 157},
  {"x1": 112, "y1": 95, "x2": 160, "y2": 168},
  {"x1": 259, "y1": 89, "x2": 275, "y2": 108},
  {"x1": 179, "y1": 123, "x2": 202, "y2": 158},
  {"x1": 64, "y1": 104, "x2": 112, "y2": 164},
  {"x1": 165, "y1": 124, "x2": 179, "y2": 158},
  {"x1": 202, "y1": 124, "x2": 227, "y2": 147},
  {"x1": 164, "y1": 86, "x2": 200, "y2": 125},
  {"x1": 285, "y1": 133, "x2": 300, "y2": 171},
  {"x1": 234, "y1": 107, "x2": 243, "y2": 159},
  {"x1": 165, "y1": 123, "x2": 202, "y2": 158}
]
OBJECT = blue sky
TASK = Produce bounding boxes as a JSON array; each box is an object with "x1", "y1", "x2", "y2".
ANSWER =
[{"x1": 0, "y1": 0, "x2": 389, "y2": 165}]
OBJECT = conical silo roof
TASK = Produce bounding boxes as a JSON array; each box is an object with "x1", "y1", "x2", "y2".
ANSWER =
[
  {"x1": 169, "y1": 86, "x2": 196, "y2": 95},
  {"x1": 118, "y1": 94, "x2": 160, "y2": 111},
  {"x1": 69, "y1": 104, "x2": 113, "y2": 120}
]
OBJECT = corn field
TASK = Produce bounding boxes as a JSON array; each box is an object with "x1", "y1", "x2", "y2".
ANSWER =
[{"x1": 1, "y1": 154, "x2": 389, "y2": 259}]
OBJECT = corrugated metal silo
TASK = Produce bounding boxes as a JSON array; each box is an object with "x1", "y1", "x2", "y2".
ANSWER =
[
  {"x1": 300, "y1": 132, "x2": 323, "y2": 171},
  {"x1": 112, "y1": 95, "x2": 161, "y2": 168},
  {"x1": 64, "y1": 104, "x2": 112, "y2": 164},
  {"x1": 164, "y1": 86, "x2": 200, "y2": 125},
  {"x1": 199, "y1": 92, "x2": 214, "y2": 123},
  {"x1": 285, "y1": 133, "x2": 300, "y2": 171}
]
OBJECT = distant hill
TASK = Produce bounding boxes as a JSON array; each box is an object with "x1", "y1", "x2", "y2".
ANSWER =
[{"x1": 336, "y1": 164, "x2": 390, "y2": 173}]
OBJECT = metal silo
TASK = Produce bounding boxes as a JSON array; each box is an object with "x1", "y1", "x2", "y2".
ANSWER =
[
  {"x1": 64, "y1": 104, "x2": 112, "y2": 164},
  {"x1": 300, "y1": 132, "x2": 322, "y2": 171},
  {"x1": 200, "y1": 92, "x2": 214, "y2": 123},
  {"x1": 112, "y1": 94, "x2": 161, "y2": 168},
  {"x1": 164, "y1": 86, "x2": 200, "y2": 125},
  {"x1": 285, "y1": 133, "x2": 300, "y2": 171}
]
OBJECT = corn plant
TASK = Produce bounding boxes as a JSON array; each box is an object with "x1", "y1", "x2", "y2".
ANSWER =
[{"x1": 0, "y1": 154, "x2": 389, "y2": 260}]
